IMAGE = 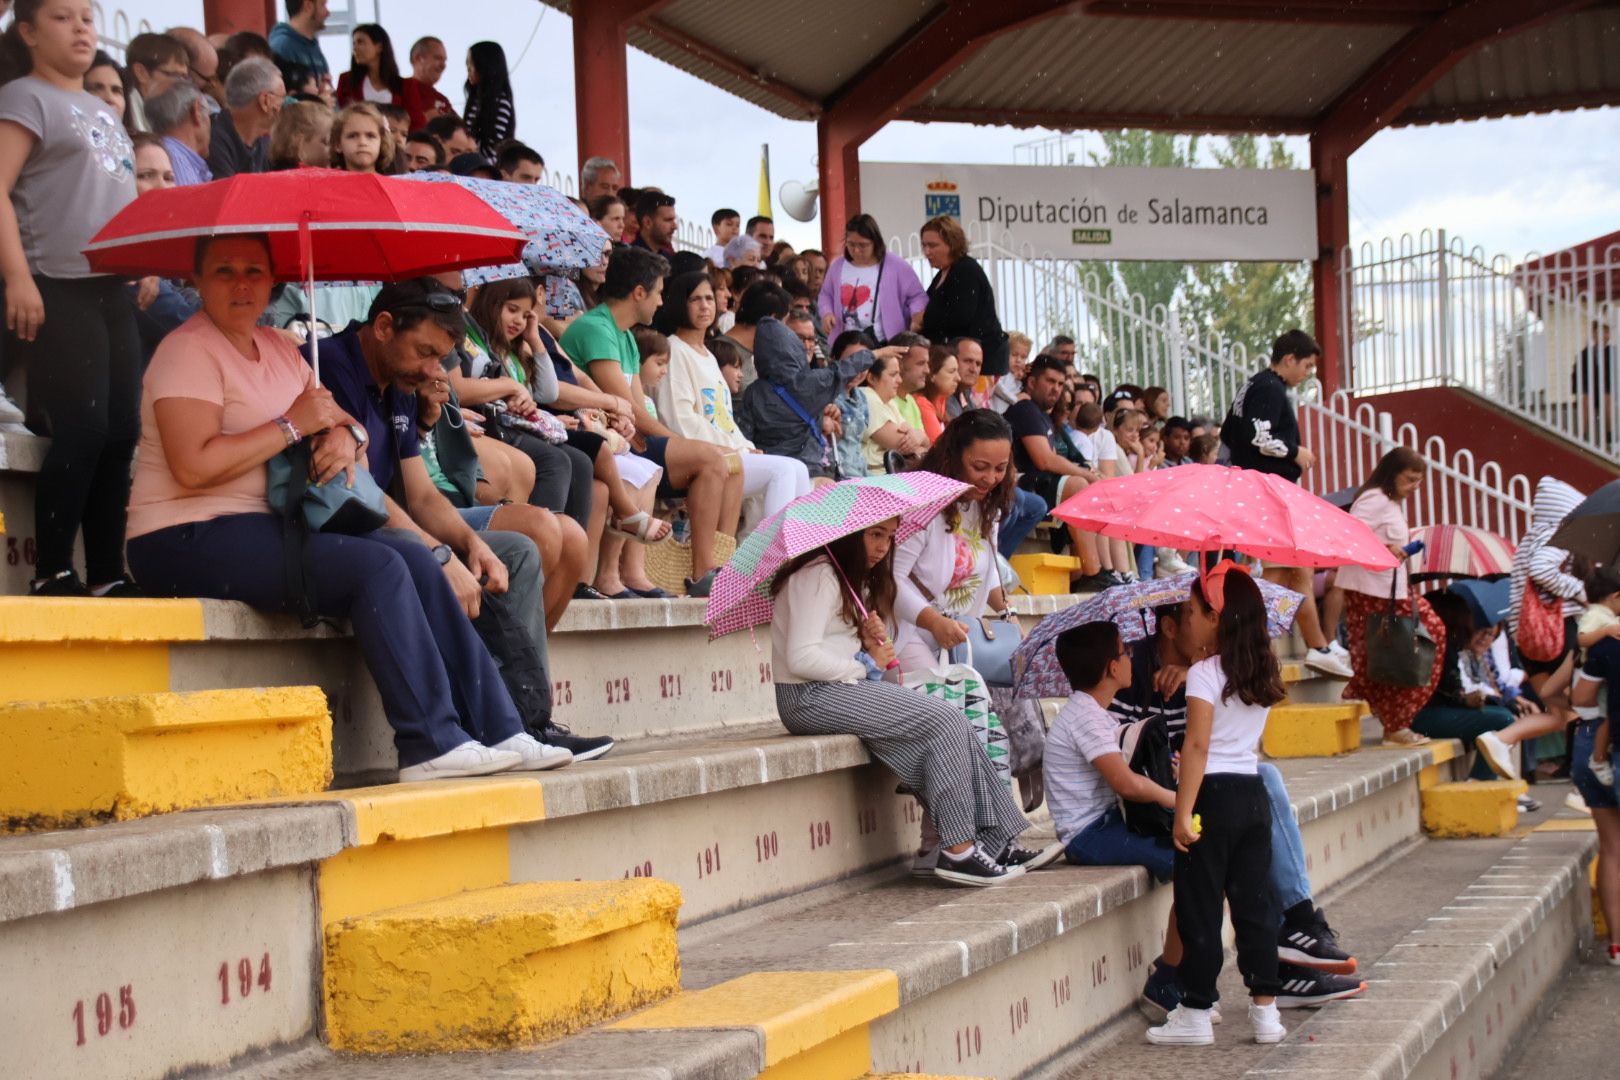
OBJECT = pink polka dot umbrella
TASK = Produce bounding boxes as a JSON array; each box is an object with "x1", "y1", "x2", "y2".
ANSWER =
[{"x1": 1052, "y1": 464, "x2": 1398, "y2": 570}]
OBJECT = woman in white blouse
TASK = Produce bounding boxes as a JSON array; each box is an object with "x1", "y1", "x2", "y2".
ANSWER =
[
  {"x1": 771, "y1": 521, "x2": 1032, "y2": 886},
  {"x1": 652, "y1": 270, "x2": 811, "y2": 518}
]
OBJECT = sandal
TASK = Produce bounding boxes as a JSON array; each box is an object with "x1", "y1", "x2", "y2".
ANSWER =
[
  {"x1": 607, "y1": 510, "x2": 673, "y2": 544},
  {"x1": 1380, "y1": 728, "x2": 1431, "y2": 747}
]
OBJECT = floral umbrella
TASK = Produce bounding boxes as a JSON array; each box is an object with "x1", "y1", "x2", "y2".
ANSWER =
[
  {"x1": 1010, "y1": 572, "x2": 1303, "y2": 699},
  {"x1": 398, "y1": 171, "x2": 611, "y2": 282},
  {"x1": 705, "y1": 472, "x2": 972, "y2": 638}
]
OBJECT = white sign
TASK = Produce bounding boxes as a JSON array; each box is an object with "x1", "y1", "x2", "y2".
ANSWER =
[{"x1": 859, "y1": 162, "x2": 1317, "y2": 262}]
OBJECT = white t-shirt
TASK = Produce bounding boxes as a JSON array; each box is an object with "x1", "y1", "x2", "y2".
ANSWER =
[
  {"x1": 703, "y1": 243, "x2": 726, "y2": 268},
  {"x1": 836, "y1": 261, "x2": 882, "y2": 338},
  {"x1": 362, "y1": 78, "x2": 392, "y2": 104},
  {"x1": 1091, "y1": 428, "x2": 1119, "y2": 464},
  {"x1": 1070, "y1": 426, "x2": 1096, "y2": 465},
  {"x1": 1043, "y1": 691, "x2": 1123, "y2": 844},
  {"x1": 1185, "y1": 656, "x2": 1268, "y2": 775}
]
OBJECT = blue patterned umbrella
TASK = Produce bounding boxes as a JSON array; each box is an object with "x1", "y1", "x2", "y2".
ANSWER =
[
  {"x1": 1011, "y1": 572, "x2": 1303, "y2": 699},
  {"x1": 398, "y1": 172, "x2": 611, "y2": 282}
]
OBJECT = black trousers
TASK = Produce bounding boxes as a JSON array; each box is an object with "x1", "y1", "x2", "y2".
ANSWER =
[
  {"x1": 1173, "y1": 772, "x2": 1282, "y2": 1008},
  {"x1": 502, "y1": 429, "x2": 593, "y2": 529},
  {"x1": 12, "y1": 275, "x2": 141, "y2": 583}
]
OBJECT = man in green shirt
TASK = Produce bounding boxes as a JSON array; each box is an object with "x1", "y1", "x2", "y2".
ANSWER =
[
  {"x1": 888, "y1": 331, "x2": 930, "y2": 432},
  {"x1": 559, "y1": 246, "x2": 744, "y2": 597}
]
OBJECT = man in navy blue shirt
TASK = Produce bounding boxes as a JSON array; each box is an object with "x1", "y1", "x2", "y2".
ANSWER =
[{"x1": 310, "y1": 279, "x2": 579, "y2": 769}]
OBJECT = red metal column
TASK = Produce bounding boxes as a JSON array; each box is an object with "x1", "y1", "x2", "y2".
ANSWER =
[
  {"x1": 201, "y1": 0, "x2": 273, "y2": 36},
  {"x1": 816, "y1": 118, "x2": 862, "y2": 256},
  {"x1": 1310, "y1": 138, "x2": 1350, "y2": 398},
  {"x1": 572, "y1": 3, "x2": 632, "y2": 186}
]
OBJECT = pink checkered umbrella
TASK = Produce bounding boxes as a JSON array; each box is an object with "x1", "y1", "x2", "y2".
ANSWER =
[
  {"x1": 705, "y1": 472, "x2": 972, "y2": 638},
  {"x1": 1052, "y1": 464, "x2": 1399, "y2": 571}
]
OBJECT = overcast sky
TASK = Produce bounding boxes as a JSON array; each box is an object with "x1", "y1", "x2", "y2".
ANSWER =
[{"x1": 146, "y1": 0, "x2": 1620, "y2": 259}]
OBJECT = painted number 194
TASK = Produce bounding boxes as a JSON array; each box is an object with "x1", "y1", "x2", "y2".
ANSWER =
[{"x1": 219, "y1": 953, "x2": 272, "y2": 1005}]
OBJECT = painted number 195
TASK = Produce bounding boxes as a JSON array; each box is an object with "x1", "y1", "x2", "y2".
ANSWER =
[{"x1": 71, "y1": 986, "x2": 134, "y2": 1046}]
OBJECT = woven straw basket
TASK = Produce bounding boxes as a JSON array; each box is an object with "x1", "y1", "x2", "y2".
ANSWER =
[{"x1": 644, "y1": 527, "x2": 737, "y2": 596}]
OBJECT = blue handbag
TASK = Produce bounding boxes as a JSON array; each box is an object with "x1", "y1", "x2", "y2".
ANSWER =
[
  {"x1": 266, "y1": 438, "x2": 389, "y2": 535},
  {"x1": 912, "y1": 552, "x2": 1024, "y2": 688}
]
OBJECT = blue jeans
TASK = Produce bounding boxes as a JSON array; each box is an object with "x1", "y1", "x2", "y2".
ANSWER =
[
  {"x1": 1572, "y1": 719, "x2": 1619, "y2": 810},
  {"x1": 1136, "y1": 543, "x2": 1156, "y2": 580},
  {"x1": 1064, "y1": 806, "x2": 1175, "y2": 882},
  {"x1": 1259, "y1": 762, "x2": 1312, "y2": 914},
  {"x1": 999, "y1": 487, "x2": 1048, "y2": 560},
  {"x1": 127, "y1": 514, "x2": 524, "y2": 766}
]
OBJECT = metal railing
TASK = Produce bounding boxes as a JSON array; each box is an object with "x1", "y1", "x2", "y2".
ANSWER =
[{"x1": 1342, "y1": 228, "x2": 1620, "y2": 461}]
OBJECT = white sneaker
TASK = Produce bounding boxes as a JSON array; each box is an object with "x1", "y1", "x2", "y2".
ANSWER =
[
  {"x1": 1591, "y1": 755, "x2": 1616, "y2": 787},
  {"x1": 1565, "y1": 791, "x2": 1591, "y2": 816},
  {"x1": 1147, "y1": 1005, "x2": 1214, "y2": 1045},
  {"x1": 1250, "y1": 1002, "x2": 1285, "y2": 1044},
  {"x1": 398, "y1": 740, "x2": 523, "y2": 782},
  {"x1": 911, "y1": 845, "x2": 941, "y2": 878},
  {"x1": 492, "y1": 732, "x2": 574, "y2": 771},
  {"x1": 1304, "y1": 647, "x2": 1354, "y2": 680},
  {"x1": 1475, "y1": 730, "x2": 1519, "y2": 781},
  {"x1": 1328, "y1": 639, "x2": 1351, "y2": 661}
]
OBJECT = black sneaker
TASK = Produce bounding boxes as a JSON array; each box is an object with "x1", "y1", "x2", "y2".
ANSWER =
[
  {"x1": 538, "y1": 723, "x2": 614, "y2": 762},
  {"x1": 30, "y1": 570, "x2": 90, "y2": 597},
  {"x1": 1274, "y1": 963, "x2": 1367, "y2": 1007},
  {"x1": 1279, "y1": 907, "x2": 1357, "y2": 974},
  {"x1": 1074, "y1": 572, "x2": 1116, "y2": 594},
  {"x1": 92, "y1": 578, "x2": 144, "y2": 598},
  {"x1": 933, "y1": 844, "x2": 1026, "y2": 887},
  {"x1": 1001, "y1": 841, "x2": 1065, "y2": 871},
  {"x1": 685, "y1": 568, "x2": 717, "y2": 598}
]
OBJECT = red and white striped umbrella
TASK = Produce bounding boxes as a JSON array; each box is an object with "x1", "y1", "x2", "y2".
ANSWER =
[{"x1": 1409, "y1": 524, "x2": 1515, "y2": 579}]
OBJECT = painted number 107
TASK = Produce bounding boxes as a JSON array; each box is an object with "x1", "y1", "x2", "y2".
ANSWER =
[{"x1": 219, "y1": 953, "x2": 272, "y2": 1004}]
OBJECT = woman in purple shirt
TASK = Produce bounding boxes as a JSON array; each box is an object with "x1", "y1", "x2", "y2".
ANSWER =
[{"x1": 817, "y1": 213, "x2": 928, "y2": 345}]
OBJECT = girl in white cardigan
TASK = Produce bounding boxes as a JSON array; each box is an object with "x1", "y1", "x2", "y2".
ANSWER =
[
  {"x1": 772, "y1": 521, "x2": 1033, "y2": 886},
  {"x1": 652, "y1": 270, "x2": 813, "y2": 519}
]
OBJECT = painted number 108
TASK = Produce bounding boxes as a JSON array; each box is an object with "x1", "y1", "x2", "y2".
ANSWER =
[{"x1": 219, "y1": 953, "x2": 272, "y2": 1004}]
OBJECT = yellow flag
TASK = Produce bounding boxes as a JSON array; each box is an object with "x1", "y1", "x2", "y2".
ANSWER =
[{"x1": 757, "y1": 144, "x2": 772, "y2": 218}]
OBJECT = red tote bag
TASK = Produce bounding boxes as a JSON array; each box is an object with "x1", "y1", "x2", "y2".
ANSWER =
[{"x1": 1517, "y1": 584, "x2": 1565, "y2": 663}]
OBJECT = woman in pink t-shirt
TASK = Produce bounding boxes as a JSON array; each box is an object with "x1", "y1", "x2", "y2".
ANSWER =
[{"x1": 125, "y1": 233, "x2": 557, "y2": 783}]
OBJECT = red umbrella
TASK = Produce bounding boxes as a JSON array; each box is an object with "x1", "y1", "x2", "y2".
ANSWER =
[
  {"x1": 1408, "y1": 524, "x2": 1514, "y2": 580},
  {"x1": 83, "y1": 168, "x2": 524, "y2": 281},
  {"x1": 1052, "y1": 464, "x2": 1398, "y2": 570},
  {"x1": 83, "y1": 168, "x2": 525, "y2": 382}
]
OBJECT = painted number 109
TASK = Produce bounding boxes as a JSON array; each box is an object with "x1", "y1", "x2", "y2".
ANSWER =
[{"x1": 219, "y1": 953, "x2": 272, "y2": 1004}]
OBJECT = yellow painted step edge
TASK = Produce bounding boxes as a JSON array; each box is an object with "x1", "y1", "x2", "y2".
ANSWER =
[
  {"x1": 0, "y1": 596, "x2": 206, "y2": 642},
  {"x1": 613, "y1": 969, "x2": 900, "y2": 1068},
  {"x1": 238, "y1": 775, "x2": 546, "y2": 845}
]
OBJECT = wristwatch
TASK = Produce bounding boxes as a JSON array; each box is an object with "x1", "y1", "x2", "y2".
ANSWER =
[
  {"x1": 345, "y1": 423, "x2": 369, "y2": 449},
  {"x1": 430, "y1": 543, "x2": 453, "y2": 566}
]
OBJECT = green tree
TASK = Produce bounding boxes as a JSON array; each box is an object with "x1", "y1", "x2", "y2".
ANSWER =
[{"x1": 1181, "y1": 136, "x2": 1313, "y2": 363}]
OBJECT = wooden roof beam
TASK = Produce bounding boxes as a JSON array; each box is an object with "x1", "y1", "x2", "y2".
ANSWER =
[
  {"x1": 1314, "y1": 0, "x2": 1600, "y2": 156},
  {"x1": 1080, "y1": 0, "x2": 1446, "y2": 26}
]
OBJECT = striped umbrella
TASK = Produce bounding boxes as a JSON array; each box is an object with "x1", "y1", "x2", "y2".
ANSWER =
[
  {"x1": 705, "y1": 472, "x2": 972, "y2": 638},
  {"x1": 1409, "y1": 524, "x2": 1515, "y2": 580}
]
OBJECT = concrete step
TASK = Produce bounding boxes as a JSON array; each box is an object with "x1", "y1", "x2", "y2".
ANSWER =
[
  {"x1": 228, "y1": 739, "x2": 1465, "y2": 1080},
  {"x1": 0, "y1": 687, "x2": 332, "y2": 832},
  {"x1": 324, "y1": 879, "x2": 682, "y2": 1053},
  {"x1": 0, "y1": 594, "x2": 1082, "y2": 782},
  {"x1": 1263, "y1": 701, "x2": 1369, "y2": 758},
  {"x1": 1048, "y1": 790, "x2": 1598, "y2": 1080}
]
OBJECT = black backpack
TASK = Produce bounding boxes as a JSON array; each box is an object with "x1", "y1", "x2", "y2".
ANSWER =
[{"x1": 1115, "y1": 713, "x2": 1176, "y2": 839}]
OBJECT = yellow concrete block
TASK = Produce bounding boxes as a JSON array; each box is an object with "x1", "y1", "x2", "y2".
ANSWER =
[
  {"x1": 0, "y1": 596, "x2": 205, "y2": 642},
  {"x1": 613, "y1": 969, "x2": 899, "y2": 1068},
  {"x1": 1418, "y1": 739, "x2": 1465, "y2": 790},
  {"x1": 0, "y1": 642, "x2": 174, "y2": 705},
  {"x1": 0, "y1": 687, "x2": 331, "y2": 831},
  {"x1": 1009, "y1": 553, "x2": 1082, "y2": 596},
  {"x1": 1421, "y1": 780, "x2": 1528, "y2": 838},
  {"x1": 1595, "y1": 858, "x2": 1609, "y2": 940},
  {"x1": 245, "y1": 775, "x2": 545, "y2": 843},
  {"x1": 324, "y1": 879, "x2": 683, "y2": 1053},
  {"x1": 1262, "y1": 703, "x2": 1363, "y2": 758},
  {"x1": 318, "y1": 826, "x2": 512, "y2": 926}
]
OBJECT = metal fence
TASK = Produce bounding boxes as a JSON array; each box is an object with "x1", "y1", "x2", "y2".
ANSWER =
[{"x1": 1342, "y1": 228, "x2": 1620, "y2": 462}]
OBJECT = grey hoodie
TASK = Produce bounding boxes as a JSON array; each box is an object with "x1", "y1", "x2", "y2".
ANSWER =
[
  {"x1": 736, "y1": 316, "x2": 873, "y2": 478},
  {"x1": 1508, "y1": 476, "x2": 1585, "y2": 633}
]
